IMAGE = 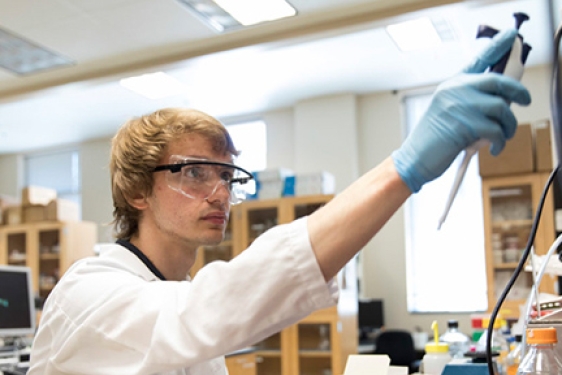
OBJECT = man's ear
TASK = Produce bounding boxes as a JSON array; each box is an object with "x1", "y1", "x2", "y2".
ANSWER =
[{"x1": 128, "y1": 190, "x2": 149, "y2": 210}]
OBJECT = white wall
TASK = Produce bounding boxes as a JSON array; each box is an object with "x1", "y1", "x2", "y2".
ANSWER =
[
  {"x1": 80, "y1": 138, "x2": 114, "y2": 243},
  {"x1": 294, "y1": 93, "x2": 360, "y2": 190},
  {"x1": 0, "y1": 64, "x2": 553, "y2": 334},
  {"x1": 0, "y1": 154, "x2": 23, "y2": 198}
]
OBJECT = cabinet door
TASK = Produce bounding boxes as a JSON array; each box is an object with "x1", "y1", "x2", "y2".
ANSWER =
[
  {"x1": 4, "y1": 229, "x2": 29, "y2": 267},
  {"x1": 297, "y1": 322, "x2": 334, "y2": 375},
  {"x1": 1, "y1": 226, "x2": 37, "y2": 292},
  {"x1": 482, "y1": 174, "x2": 556, "y2": 317},
  {"x1": 0, "y1": 222, "x2": 96, "y2": 302},
  {"x1": 36, "y1": 226, "x2": 62, "y2": 300},
  {"x1": 226, "y1": 353, "x2": 257, "y2": 375}
]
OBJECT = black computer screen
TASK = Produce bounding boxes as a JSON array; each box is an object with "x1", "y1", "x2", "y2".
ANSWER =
[
  {"x1": 358, "y1": 299, "x2": 384, "y2": 330},
  {"x1": 0, "y1": 265, "x2": 35, "y2": 337}
]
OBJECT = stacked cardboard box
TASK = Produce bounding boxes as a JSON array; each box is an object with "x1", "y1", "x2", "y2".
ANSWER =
[
  {"x1": 0, "y1": 194, "x2": 21, "y2": 225},
  {"x1": 1, "y1": 186, "x2": 80, "y2": 225},
  {"x1": 478, "y1": 120, "x2": 554, "y2": 177}
]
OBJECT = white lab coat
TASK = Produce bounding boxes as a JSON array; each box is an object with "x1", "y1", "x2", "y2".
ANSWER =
[{"x1": 28, "y1": 217, "x2": 338, "y2": 375}]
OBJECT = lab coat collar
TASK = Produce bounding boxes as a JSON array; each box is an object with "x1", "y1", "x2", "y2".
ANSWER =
[
  {"x1": 96, "y1": 242, "x2": 192, "y2": 282},
  {"x1": 116, "y1": 239, "x2": 167, "y2": 281}
]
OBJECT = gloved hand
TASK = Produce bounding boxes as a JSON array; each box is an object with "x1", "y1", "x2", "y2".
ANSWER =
[{"x1": 391, "y1": 28, "x2": 531, "y2": 193}]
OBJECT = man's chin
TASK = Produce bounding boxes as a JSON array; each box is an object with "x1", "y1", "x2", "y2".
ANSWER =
[{"x1": 201, "y1": 232, "x2": 225, "y2": 246}]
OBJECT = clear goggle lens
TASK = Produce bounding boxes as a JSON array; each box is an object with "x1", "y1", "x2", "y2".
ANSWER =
[{"x1": 153, "y1": 155, "x2": 255, "y2": 205}]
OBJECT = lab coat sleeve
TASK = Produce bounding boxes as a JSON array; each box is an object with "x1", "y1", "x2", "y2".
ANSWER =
[{"x1": 30, "y1": 216, "x2": 338, "y2": 375}]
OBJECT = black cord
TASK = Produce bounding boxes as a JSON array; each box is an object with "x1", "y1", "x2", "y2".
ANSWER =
[{"x1": 485, "y1": 21, "x2": 562, "y2": 375}]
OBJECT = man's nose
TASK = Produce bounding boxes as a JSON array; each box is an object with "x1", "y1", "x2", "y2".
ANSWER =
[{"x1": 206, "y1": 180, "x2": 231, "y2": 205}]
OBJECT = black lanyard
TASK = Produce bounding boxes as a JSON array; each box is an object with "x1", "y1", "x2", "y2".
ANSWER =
[{"x1": 116, "y1": 239, "x2": 167, "y2": 281}]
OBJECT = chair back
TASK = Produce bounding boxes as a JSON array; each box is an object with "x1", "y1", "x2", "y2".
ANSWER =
[{"x1": 373, "y1": 329, "x2": 416, "y2": 367}]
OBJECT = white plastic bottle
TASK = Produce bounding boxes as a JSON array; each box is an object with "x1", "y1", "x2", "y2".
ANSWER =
[
  {"x1": 440, "y1": 319, "x2": 470, "y2": 358},
  {"x1": 423, "y1": 321, "x2": 452, "y2": 375}
]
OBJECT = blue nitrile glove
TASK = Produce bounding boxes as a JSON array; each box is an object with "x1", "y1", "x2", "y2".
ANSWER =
[{"x1": 391, "y1": 28, "x2": 531, "y2": 193}]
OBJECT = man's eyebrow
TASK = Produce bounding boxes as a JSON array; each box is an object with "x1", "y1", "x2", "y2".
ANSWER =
[{"x1": 176, "y1": 155, "x2": 235, "y2": 164}]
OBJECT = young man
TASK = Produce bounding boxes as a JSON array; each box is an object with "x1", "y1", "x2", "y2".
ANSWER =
[{"x1": 28, "y1": 29, "x2": 530, "y2": 375}]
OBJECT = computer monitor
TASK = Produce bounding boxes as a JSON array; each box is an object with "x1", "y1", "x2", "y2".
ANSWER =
[
  {"x1": 358, "y1": 299, "x2": 384, "y2": 332},
  {"x1": 0, "y1": 265, "x2": 36, "y2": 339}
]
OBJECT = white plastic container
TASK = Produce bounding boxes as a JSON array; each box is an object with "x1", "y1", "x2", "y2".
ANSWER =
[
  {"x1": 423, "y1": 345, "x2": 452, "y2": 374},
  {"x1": 423, "y1": 321, "x2": 452, "y2": 375}
]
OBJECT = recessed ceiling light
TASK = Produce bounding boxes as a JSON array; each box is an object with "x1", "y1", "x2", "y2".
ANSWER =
[
  {"x1": 213, "y1": 0, "x2": 296, "y2": 26},
  {"x1": 177, "y1": 0, "x2": 297, "y2": 32},
  {"x1": 0, "y1": 28, "x2": 74, "y2": 75},
  {"x1": 119, "y1": 72, "x2": 188, "y2": 100},
  {"x1": 386, "y1": 17, "x2": 442, "y2": 52}
]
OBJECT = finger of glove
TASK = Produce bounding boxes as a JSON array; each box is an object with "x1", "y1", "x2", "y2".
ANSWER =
[
  {"x1": 465, "y1": 96, "x2": 517, "y2": 155},
  {"x1": 465, "y1": 73, "x2": 531, "y2": 105},
  {"x1": 463, "y1": 28, "x2": 518, "y2": 74},
  {"x1": 475, "y1": 96, "x2": 517, "y2": 139}
]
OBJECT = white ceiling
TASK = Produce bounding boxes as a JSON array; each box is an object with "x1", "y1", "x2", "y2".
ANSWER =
[{"x1": 0, "y1": 0, "x2": 556, "y2": 154}]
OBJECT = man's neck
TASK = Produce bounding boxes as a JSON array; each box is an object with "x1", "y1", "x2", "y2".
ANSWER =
[{"x1": 129, "y1": 232, "x2": 198, "y2": 281}]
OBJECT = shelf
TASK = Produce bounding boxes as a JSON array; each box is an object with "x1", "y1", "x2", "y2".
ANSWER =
[
  {"x1": 254, "y1": 350, "x2": 282, "y2": 358},
  {"x1": 491, "y1": 220, "x2": 533, "y2": 229},
  {"x1": 494, "y1": 263, "x2": 523, "y2": 270},
  {"x1": 299, "y1": 350, "x2": 331, "y2": 358},
  {"x1": 40, "y1": 253, "x2": 60, "y2": 260}
]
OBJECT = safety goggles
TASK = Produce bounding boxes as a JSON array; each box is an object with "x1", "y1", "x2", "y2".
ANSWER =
[{"x1": 152, "y1": 155, "x2": 255, "y2": 205}]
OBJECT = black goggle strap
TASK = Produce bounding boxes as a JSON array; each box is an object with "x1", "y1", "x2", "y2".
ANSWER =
[{"x1": 153, "y1": 161, "x2": 254, "y2": 185}]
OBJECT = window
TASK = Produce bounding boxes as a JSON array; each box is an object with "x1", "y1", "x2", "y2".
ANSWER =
[
  {"x1": 403, "y1": 93, "x2": 488, "y2": 312},
  {"x1": 25, "y1": 149, "x2": 81, "y2": 217},
  {"x1": 226, "y1": 119, "x2": 267, "y2": 172}
]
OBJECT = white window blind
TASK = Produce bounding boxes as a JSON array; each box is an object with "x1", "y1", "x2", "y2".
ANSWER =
[
  {"x1": 25, "y1": 149, "x2": 81, "y2": 214},
  {"x1": 404, "y1": 93, "x2": 488, "y2": 312}
]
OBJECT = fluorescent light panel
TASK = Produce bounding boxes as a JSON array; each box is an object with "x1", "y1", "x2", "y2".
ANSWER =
[
  {"x1": 120, "y1": 72, "x2": 188, "y2": 100},
  {"x1": 177, "y1": 0, "x2": 296, "y2": 32},
  {"x1": 213, "y1": 0, "x2": 296, "y2": 26},
  {"x1": 0, "y1": 28, "x2": 73, "y2": 75},
  {"x1": 386, "y1": 17, "x2": 442, "y2": 52}
]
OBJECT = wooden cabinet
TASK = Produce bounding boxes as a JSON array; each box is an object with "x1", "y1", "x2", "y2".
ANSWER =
[
  {"x1": 0, "y1": 221, "x2": 97, "y2": 300},
  {"x1": 481, "y1": 173, "x2": 556, "y2": 319},
  {"x1": 192, "y1": 195, "x2": 358, "y2": 375},
  {"x1": 226, "y1": 352, "x2": 258, "y2": 375}
]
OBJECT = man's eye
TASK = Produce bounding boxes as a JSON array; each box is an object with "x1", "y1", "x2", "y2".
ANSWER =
[
  {"x1": 184, "y1": 166, "x2": 205, "y2": 179},
  {"x1": 220, "y1": 170, "x2": 234, "y2": 182}
]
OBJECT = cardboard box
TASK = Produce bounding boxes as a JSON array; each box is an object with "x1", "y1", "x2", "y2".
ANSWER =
[
  {"x1": 0, "y1": 195, "x2": 20, "y2": 225},
  {"x1": 46, "y1": 198, "x2": 79, "y2": 222},
  {"x1": 534, "y1": 120, "x2": 554, "y2": 172},
  {"x1": 21, "y1": 186, "x2": 57, "y2": 206},
  {"x1": 3, "y1": 206, "x2": 22, "y2": 225},
  {"x1": 23, "y1": 205, "x2": 47, "y2": 223},
  {"x1": 478, "y1": 123, "x2": 534, "y2": 177}
]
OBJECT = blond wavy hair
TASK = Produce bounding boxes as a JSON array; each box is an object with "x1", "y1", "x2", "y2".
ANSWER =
[{"x1": 110, "y1": 108, "x2": 239, "y2": 239}]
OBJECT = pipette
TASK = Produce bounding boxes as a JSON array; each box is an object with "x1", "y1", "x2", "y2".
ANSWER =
[
  {"x1": 437, "y1": 12, "x2": 531, "y2": 230},
  {"x1": 437, "y1": 139, "x2": 489, "y2": 230}
]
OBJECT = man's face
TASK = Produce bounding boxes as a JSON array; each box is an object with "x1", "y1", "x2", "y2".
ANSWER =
[{"x1": 144, "y1": 133, "x2": 232, "y2": 249}]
